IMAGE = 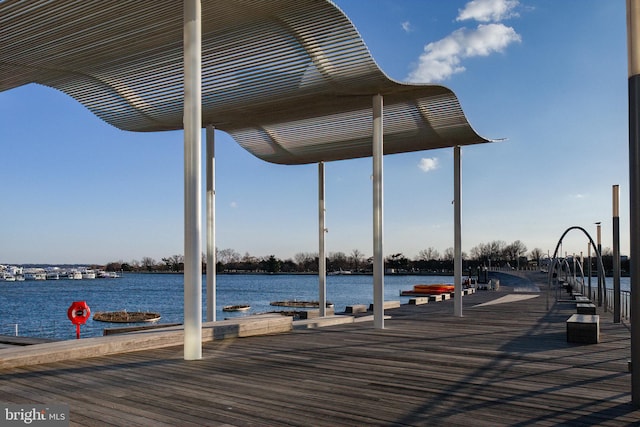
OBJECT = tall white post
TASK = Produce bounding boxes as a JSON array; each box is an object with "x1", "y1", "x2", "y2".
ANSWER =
[
  {"x1": 318, "y1": 162, "x2": 327, "y2": 317},
  {"x1": 183, "y1": 0, "x2": 202, "y2": 360},
  {"x1": 453, "y1": 146, "x2": 463, "y2": 317},
  {"x1": 206, "y1": 125, "x2": 216, "y2": 322},
  {"x1": 372, "y1": 94, "x2": 384, "y2": 329}
]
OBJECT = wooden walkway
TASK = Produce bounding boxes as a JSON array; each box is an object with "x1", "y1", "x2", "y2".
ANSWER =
[{"x1": 1, "y1": 271, "x2": 639, "y2": 426}]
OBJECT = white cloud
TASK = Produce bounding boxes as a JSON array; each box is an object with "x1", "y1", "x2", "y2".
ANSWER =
[
  {"x1": 230, "y1": 201, "x2": 238, "y2": 208},
  {"x1": 418, "y1": 157, "x2": 439, "y2": 172},
  {"x1": 407, "y1": 23, "x2": 521, "y2": 82},
  {"x1": 457, "y1": 0, "x2": 519, "y2": 23},
  {"x1": 401, "y1": 21, "x2": 412, "y2": 33},
  {"x1": 406, "y1": 0, "x2": 521, "y2": 83}
]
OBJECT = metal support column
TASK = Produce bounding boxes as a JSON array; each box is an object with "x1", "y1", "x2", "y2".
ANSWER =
[
  {"x1": 206, "y1": 125, "x2": 216, "y2": 322},
  {"x1": 453, "y1": 146, "x2": 463, "y2": 317},
  {"x1": 318, "y1": 162, "x2": 327, "y2": 317},
  {"x1": 183, "y1": 0, "x2": 202, "y2": 360},
  {"x1": 596, "y1": 222, "x2": 603, "y2": 307},
  {"x1": 372, "y1": 94, "x2": 384, "y2": 329},
  {"x1": 580, "y1": 252, "x2": 584, "y2": 293},
  {"x1": 627, "y1": 0, "x2": 640, "y2": 406},
  {"x1": 588, "y1": 244, "x2": 592, "y2": 301},
  {"x1": 613, "y1": 185, "x2": 621, "y2": 323}
]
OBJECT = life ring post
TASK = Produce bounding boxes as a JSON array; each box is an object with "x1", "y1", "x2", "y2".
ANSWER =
[{"x1": 67, "y1": 301, "x2": 91, "y2": 339}]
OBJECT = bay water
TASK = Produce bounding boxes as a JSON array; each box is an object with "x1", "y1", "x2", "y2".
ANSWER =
[
  {"x1": 0, "y1": 273, "x2": 629, "y2": 340},
  {"x1": 0, "y1": 273, "x2": 451, "y2": 340}
]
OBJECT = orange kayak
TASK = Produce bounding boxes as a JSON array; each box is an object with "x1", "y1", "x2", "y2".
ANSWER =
[{"x1": 411, "y1": 284, "x2": 455, "y2": 294}]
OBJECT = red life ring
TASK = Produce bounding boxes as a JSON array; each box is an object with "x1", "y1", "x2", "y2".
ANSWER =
[{"x1": 67, "y1": 301, "x2": 91, "y2": 325}]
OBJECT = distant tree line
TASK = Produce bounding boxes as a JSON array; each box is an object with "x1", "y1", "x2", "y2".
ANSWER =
[{"x1": 103, "y1": 239, "x2": 629, "y2": 275}]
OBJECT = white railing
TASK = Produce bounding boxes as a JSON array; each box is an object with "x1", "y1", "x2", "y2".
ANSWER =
[
  {"x1": 0, "y1": 321, "x2": 76, "y2": 339},
  {"x1": 0, "y1": 323, "x2": 18, "y2": 336}
]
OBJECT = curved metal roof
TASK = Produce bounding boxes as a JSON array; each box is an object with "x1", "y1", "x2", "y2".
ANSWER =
[{"x1": 0, "y1": 0, "x2": 490, "y2": 165}]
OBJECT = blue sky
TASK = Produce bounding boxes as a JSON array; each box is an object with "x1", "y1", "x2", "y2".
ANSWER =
[{"x1": 0, "y1": 0, "x2": 630, "y2": 265}]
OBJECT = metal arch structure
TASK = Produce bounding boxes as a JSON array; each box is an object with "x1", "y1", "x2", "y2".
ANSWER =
[
  {"x1": 547, "y1": 256, "x2": 574, "y2": 303},
  {"x1": 1, "y1": 0, "x2": 494, "y2": 359},
  {"x1": 548, "y1": 255, "x2": 586, "y2": 305},
  {"x1": 0, "y1": 0, "x2": 490, "y2": 165},
  {"x1": 573, "y1": 255, "x2": 587, "y2": 288},
  {"x1": 546, "y1": 226, "x2": 607, "y2": 311}
]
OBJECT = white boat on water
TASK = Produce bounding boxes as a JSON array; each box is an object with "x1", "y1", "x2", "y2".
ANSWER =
[
  {"x1": 223, "y1": 305, "x2": 251, "y2": 312},
  {"x1": 97, "y1": 271, "x2": 120, "y2": 278},
  {"x1": 24, "y1": 269, "x2": 46, "y2": 280},
  {"x1": 1, "y1": 273, "x2": 16, "y2": 282},
  {"x1": 46, "y1": 272, "x2": 59, "y2": 280},
  {"x1": 67, "y1": 271, "x2": 82, "y2": 280},
  {"x1": 81, "y1": 269, "x2": 96, "y2": 279},
  {"x1": 328, "y1": 269, "x2": 352, "y2": 275}
]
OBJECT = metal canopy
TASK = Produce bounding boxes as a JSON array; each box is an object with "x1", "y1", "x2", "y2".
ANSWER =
[{"x1": 0, "y1": 0, "x2": 489, "y2": 165}]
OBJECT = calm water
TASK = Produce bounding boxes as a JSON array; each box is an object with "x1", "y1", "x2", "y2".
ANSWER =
[
  {"x1": 0, "y1": 273, "x2": 454, "y2": 340},
  {"x1": 0, "y1": 273, "x2": 630, "y2": 340}
]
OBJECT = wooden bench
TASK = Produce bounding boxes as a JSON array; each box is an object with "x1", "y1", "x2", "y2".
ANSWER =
[
  {"x1": 408, "y1": 297, "x2": 429, "y2": 305},
  {"x1": 345, "y1": 304, "x2": 368, "y2": 314},
  {"x1": 574, "y1": 296, "x2": 591, "y2": 303},
  {"x1": 369, "y1": 301, "x2": 401, "y2": 311},
  {"x1": 576, "y1": 303, "x2": 596, "y2": 315},
  {"x1": 566, "y1": 314, "x2": 599, "y2": 344},
  {"x1": 104, "y1": 323, "x2": 182, "y2": 336},
  {"x1": 298, "y1": 308, "x2": 335, "y2": 319},
  {"x1": 293, "y1": 315, "x2": 354, "y2": 330}
]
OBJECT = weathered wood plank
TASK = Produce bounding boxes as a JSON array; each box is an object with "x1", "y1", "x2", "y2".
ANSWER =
[
  {"x1": 368, "y1": 300, "x2": 401, "y2": 311},
  {"x1": 1, "y1": 271, "x2": 638, "y2": 426},
  {"x1": 0, "y1": 315, "x2": 292, "y2": 369}
]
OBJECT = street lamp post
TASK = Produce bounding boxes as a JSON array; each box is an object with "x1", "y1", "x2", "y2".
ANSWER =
[
  {"x1": 588, "y1": 243, "x2": 592, "y2": 301},
  {"x1": 596, "y1": 222, "x2": 602, "y2": 307},
  {"x1": 614, "y1": 185, "x2": 621, "y2": 323},
  {"x1": 580, "y1": 251, "x2": 583, "y2": 292}
]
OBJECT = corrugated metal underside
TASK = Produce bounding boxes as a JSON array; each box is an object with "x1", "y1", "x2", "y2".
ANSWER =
[{"x1": 0, "y1": 0, "x2": 490, "y2": 165}]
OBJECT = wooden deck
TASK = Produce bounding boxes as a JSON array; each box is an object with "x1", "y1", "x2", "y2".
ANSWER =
[{"x1": 1, "y1": 271, "x2": 639, "y2": 426}]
